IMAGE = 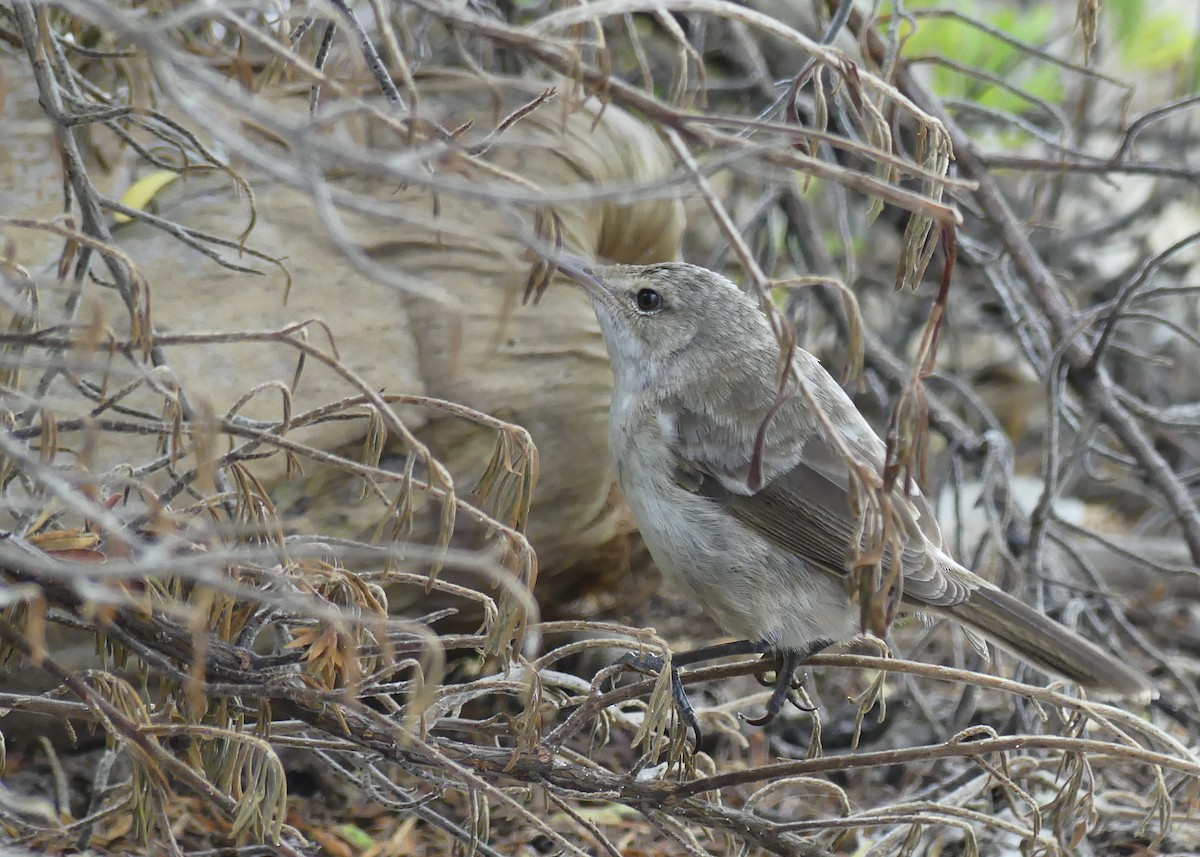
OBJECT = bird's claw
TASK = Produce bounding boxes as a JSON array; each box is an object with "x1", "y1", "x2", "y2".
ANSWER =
[
  {"x1": 753, "y1": 663, "x2": 808, "y2": 692},
  {"x1": 618, "y1": 651, "x2": 703, "y2": 745},
  {"x1": 618, "y1": 651, "x2": 667, "y2": 674},
  {"x1": 743, "y1": 649, "x2": 814, "y2": 725}
]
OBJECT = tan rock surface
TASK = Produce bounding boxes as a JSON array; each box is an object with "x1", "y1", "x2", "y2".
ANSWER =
[{"x1": 3, "y1": 71, "x2": 685, "y2": 616}]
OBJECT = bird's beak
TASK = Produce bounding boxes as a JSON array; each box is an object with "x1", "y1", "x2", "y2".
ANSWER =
[{"x1": 555, "y1": 256, "x2": 616, "y2": 310}]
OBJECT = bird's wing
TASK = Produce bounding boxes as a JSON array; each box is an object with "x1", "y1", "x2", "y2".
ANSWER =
[{"x1": 673, "y1": 430, "x2": 977, "y2": 608}]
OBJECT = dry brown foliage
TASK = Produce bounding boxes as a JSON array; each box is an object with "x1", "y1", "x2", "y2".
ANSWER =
[{"x1": 2, "y1": 1, "x2": 1199, "y2": 855}]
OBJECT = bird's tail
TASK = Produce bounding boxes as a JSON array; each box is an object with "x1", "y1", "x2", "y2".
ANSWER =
[{"x1": 942, "y1": 585, "x2": 1155, "y2": 703}]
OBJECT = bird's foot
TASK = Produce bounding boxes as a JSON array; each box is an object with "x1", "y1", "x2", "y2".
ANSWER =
[
  {"x1": 743, "y1": 640, "x2": 831, "y2": 726},
  {"x1": 743, "y1": 649, "x2": 806, "y2": 726},
  {"x1": 617, "y1": 651, "x2": 702, "y2": 745},
  {"x1": 752, "y1": 657, "x2": 809, "y2": 691}
]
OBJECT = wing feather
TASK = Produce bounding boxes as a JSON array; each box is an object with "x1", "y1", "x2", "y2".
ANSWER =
[{"x1": 673, "y1": 430, "x2": 976, "y2": 608}]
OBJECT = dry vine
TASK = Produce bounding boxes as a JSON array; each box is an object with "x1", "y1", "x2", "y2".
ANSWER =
[{"x1": 1, "y1": 1, "x2": 1198, "y2": 855}]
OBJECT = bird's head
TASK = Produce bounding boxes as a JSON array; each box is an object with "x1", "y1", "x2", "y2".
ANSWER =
[{"x1": 557, "y1": 259, "x2": 774, "y2": 390}]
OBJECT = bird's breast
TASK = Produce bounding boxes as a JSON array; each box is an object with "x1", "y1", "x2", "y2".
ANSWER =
[{"x1": 604, "y1": 390, "x2": 858, "y2": 649}]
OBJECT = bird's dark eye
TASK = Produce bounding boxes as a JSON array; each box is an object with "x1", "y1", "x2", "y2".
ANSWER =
[{"x1": 634, "y1": 288, "x2": 663, "y2": 313}]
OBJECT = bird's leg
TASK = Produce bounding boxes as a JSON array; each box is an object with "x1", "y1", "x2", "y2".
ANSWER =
[
  {"x1": 617, "y1": 651, "x2": 703, "y2": 744},
  {"x1": 743, "y1": 650, "x2": 803, "y2": 726},
  {"x1": 668, "y1": 639, "x2": 759, "y2": 666},
  {"x1": 618, "y1": 638, "x2": 814, "y2": 739},
  {"x1": 744, "y1": 639, "x2": 831, "y2": 726},
  {"x1": 748, "y1": 639, "x2": 801, "y2": 689},
  {"x1": 618, "y1": 639, "x2": 759, "y2": 682}
]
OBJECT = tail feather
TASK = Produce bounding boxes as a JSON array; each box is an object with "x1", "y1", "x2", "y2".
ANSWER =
[{"x1": 942, "y1": 585, "x2": 1155, "y2": 703}]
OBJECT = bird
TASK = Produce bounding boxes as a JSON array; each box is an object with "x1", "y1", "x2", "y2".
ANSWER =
[{"x1": 555, "y1": 258, "x2": 1155, "y2": 733}]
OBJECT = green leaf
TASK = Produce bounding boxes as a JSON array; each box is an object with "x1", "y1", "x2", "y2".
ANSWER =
[
  {"x1": 1119, "y1": 12, "x2": 1197, "y2": 71},
  {"x1": 337, "y1": 824, "x2": 374, "y2": 849}
]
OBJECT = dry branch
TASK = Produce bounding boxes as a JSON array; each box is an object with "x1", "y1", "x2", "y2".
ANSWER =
[{"x1": 2, "y1": 1, "x2": 1198, "y2": 855}]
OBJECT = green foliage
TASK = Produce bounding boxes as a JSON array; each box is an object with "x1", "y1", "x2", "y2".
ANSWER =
[
  {"x1": 884, "y1": 0, "x2": 1063, "y2": 115},
  {"x1": 337, "y1": 824, "x2": 375, "y2": 849},
  {"x1": 1109, "y1": 0, "x2": 1199, "y2": 82},
  {"x1": 885, "y1": 0, "x2": 1200, "y2": 112}
]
